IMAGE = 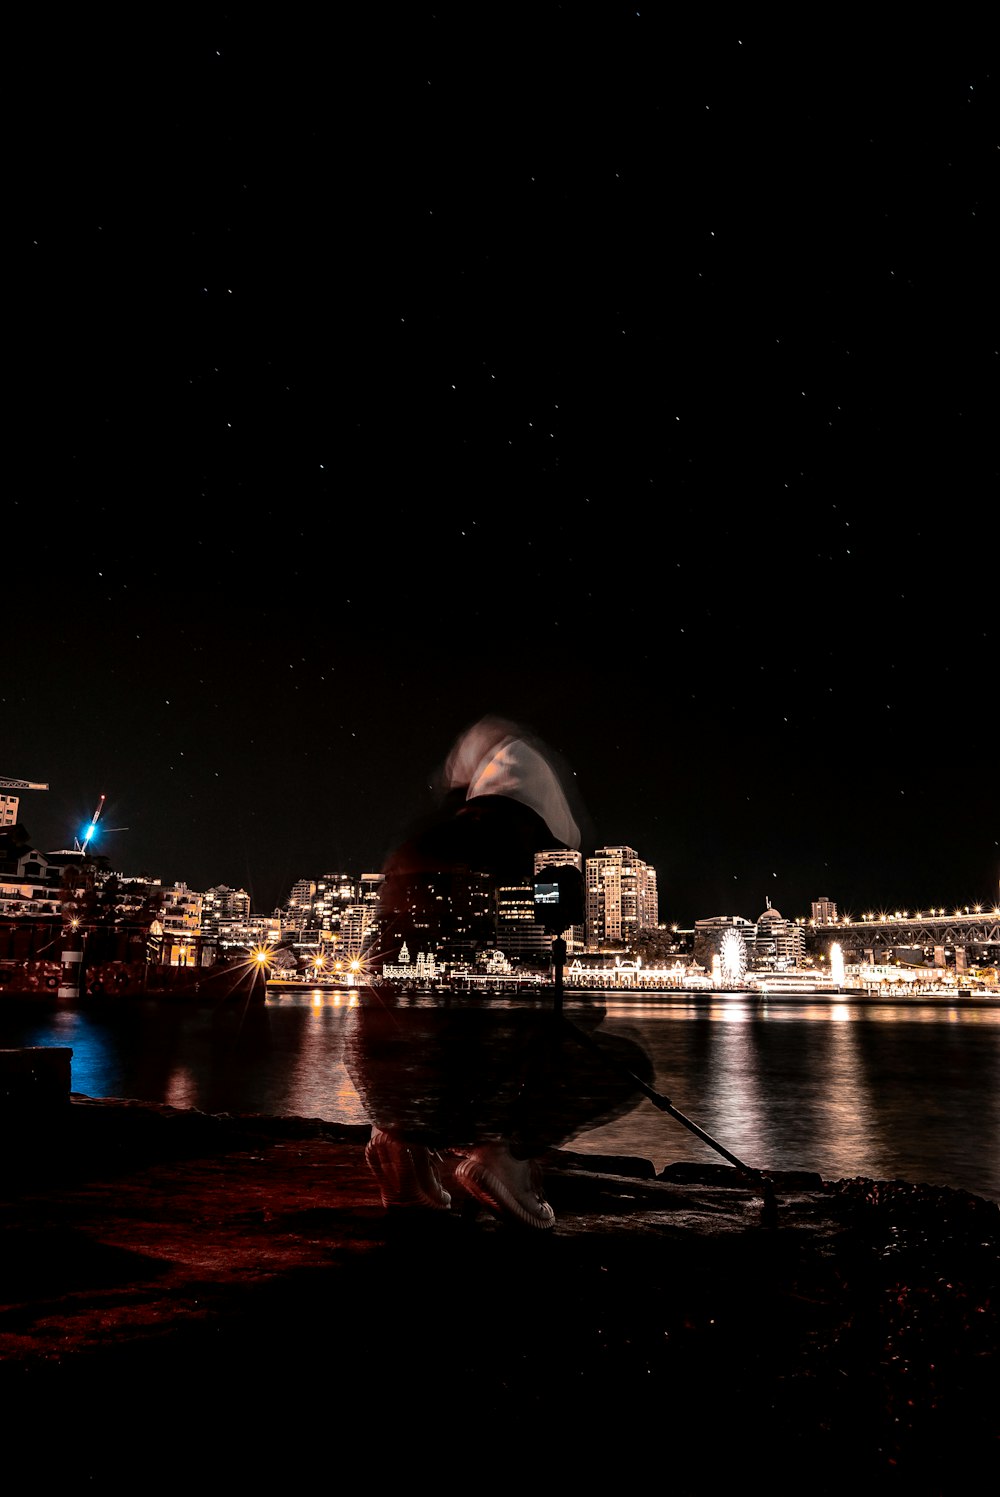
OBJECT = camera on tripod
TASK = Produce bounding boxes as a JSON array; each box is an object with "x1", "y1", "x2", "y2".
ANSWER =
[{"x1": 533, "y1": 864, "x2": 584, "y2": 935}]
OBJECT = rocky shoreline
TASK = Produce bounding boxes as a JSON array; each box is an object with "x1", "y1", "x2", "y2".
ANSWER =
[{"x1": 0, "y1": 1093, "x2": 996, "y2": 1489}]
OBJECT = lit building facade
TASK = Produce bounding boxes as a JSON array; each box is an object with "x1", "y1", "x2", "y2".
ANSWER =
[
  {"x1": 313, "y1": 873, "x2": 359, "y2": 930},
  {"x1": 339, "y1": 903, "x2": 372, "y2": 959},
  {"x1": 495, "y1": 880, "x2": 550, "y2": 962},
  {"x1": 159, "y1": 882, "x2": 204, "y2": 966},
  {"x1": 585, "y1": 846, "x2": 658, "y2": 951},
  {"x1": 373, "y1": 868, "x2": 495, "y2": 970},
  {"x1": 283, "y1": 878, "x2": 317, "y2": 936},
  {"x1": 201, "y1": 885, "x2": 252, "y2": 939},
  {"x1": 753, "y1": 902, "x2": 807, "y2": 968},
  {"x1": 693, "y1": 914, "x2": 757, "y2": 972},
  {"x1": 533, "y1": 847, "x2": 585, "y2": 951}
]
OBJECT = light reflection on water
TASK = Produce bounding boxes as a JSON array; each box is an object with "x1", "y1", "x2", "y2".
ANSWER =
[{"x1": 2, "y1": 991, "x2": 997, "y2": 1202}]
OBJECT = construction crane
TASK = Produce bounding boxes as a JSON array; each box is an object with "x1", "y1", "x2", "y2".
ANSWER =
[
  {"x1": 77, "y1": 795, "x2": 106, "y2": 852},
  {"x1": 74, "y1": 794, "x2": 128, "y2": 853},
  {"x1": 0, "y1": 777, "x2": 49, "y2": 790}
]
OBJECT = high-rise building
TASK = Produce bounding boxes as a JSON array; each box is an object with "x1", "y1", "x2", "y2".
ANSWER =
[
  {"x1": 585, "y1": 846, "x2": 658, "y2": 951},
  {"x1": 313, "y1": 873, "x2": 357, "y2": 923},
  {"x1": 282, "y1": 879, "x2": 317, "y2": 938},
  {"x1": 373, "y1": 868, "x2": 494, "y2": 969},
  {"x1": 202, "y1": 885, "x2": 252, "y2": 923},
  {"x1": 495, "y1": 879, "x2": 550, "y2": 962},
  {"x1": 533, "y1": 847, "x2": 585, "y2": 950},
  {"x1": 534, "y1": 848, "x2": 583, "y2": 876},
  {"x1": 811, "y1": 896, "x2": 838, "y2": 925},
  {"x1": 340, "y1": 903, "x2": 372, "y2": 960}
]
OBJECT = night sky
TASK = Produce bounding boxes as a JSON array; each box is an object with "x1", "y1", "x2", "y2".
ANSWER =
[{"x1": 6, "y1": 13, "x2": 996, "y2": 925}]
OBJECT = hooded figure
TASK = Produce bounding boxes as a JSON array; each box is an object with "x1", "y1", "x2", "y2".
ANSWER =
[
  {"x1": 345, "y1": 716, "x2": 652, "y2": 1229},
  {"x1": 375, "y1": 717, "x2": 580, "y2": 969}
]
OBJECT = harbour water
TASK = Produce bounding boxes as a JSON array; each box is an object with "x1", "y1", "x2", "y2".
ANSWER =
[{"x1": 3, "y1": 988, "x2": 998, "y2": 1203}]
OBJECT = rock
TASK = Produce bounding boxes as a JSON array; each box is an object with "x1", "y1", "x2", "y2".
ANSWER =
[{"x1": 0, "y1": 1097, "x2": 995, "y2": 1487}]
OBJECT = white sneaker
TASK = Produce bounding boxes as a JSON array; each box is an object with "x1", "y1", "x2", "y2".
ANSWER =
[
  {"x1": 455, "y1": 1143, "x2": 555, "y2": 1229},
  {"x1": 365, "y1": 1126, "x2": 452, "y2": 1211}
]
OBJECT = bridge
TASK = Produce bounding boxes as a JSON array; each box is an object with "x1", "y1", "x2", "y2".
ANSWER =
[{"x1": 808, "y1": 907, "x2": 1000, "y2": 969}]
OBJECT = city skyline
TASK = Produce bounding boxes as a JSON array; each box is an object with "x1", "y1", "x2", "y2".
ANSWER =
[
  {"x1": 5, "y1": 813, "x2": 996, "y2": 936},
  {"x1": 6, "y1": 17, "x2": 995, "y2": 925}
]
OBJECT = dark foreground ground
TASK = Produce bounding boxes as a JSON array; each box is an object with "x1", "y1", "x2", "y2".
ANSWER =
[{"x1": 1, "y1": 1096, "x2": 996, "y2": 1493}]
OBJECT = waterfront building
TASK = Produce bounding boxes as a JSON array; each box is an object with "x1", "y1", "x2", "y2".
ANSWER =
[
  {"x1": 311, "y1": 873, "x2": 358, "y2": 930},
  {"x1": 277, "y1": 873, "x2": 361, "y2": 956},
  {"x1": 158, "y1": 882, "x2": 204, "y2": 966},
  {"x1": 585, "y1": 846, "x2": 658, "y2": 952},
  {"x1": 693, "y1": 914, "x2": 757, "y2": 973},
  {"x1": 351, "y1": 872, "x2": 384, "y2": 958},
  {"x1": 215, "y1": 912, "x2": 281, "y2": 953},
  {"x1": 0, "y1": 838, "x2": 64, "y2": 917},
  {"x1": 754, "y1": 901, "x2": 807, "y2": 969},
  {"x1": 0, "y1": 875, "x2": 62, "y2": 920},
  {"x1": 200, "y1": 885, "x2": 251, "y2": 941},
  {"x1": 495, "y1": 879, "x2": 551, "y2": 963},
  {"x1": 563, "y1": 953, "x2": 711, "y2": 990},
  {"x1": 160, "y1": 882, "x2": 202, "y2": 928},
  {"x1": 381, "y1": 941, "x2": 440, "y2": 983},
  {"x1": 339, "y1": 902, "x2": 372, "y2": 960},
  {"x1": 692, "y1": 908, "x2": 807, "y2": 974},
  {"x1": 372, "y1": 867, "x2": 494, "y2": 969},
  {"x1": 283, "y1": 878, "x2": 317, "y2": 938},
  {"x1": 811, "y1": 895, "x2": 839, "y2": 924},
  {"x1": 534, "y1": 847, "x2": 585, "y2": 951}
]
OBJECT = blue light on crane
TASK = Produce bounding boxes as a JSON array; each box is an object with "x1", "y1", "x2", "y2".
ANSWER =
[
  {"x1": 74, "y1": 794, "x2": 127, "y2": 853},
  {"x1": 79, "y1": 795, "x2": 106, "y2": 851}
]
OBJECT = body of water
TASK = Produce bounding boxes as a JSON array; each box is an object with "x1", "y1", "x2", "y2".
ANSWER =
[{"x1": 3, "y1": 989, "x2": 998, "y2": 1203}]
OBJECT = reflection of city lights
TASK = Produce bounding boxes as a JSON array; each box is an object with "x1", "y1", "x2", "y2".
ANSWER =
[{"x1": 336, "y1": 953, "x2": 374, "y2": 987}]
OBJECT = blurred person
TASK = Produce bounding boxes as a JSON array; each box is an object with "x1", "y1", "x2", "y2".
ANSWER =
[{"x1": 345, "y1": 716, "x2": 654, "y2": 1230}]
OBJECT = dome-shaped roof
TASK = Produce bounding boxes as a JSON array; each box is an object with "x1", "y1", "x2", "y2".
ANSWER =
[{"x1": 758, "y1": 904, "x2": 783, "y2": 922}]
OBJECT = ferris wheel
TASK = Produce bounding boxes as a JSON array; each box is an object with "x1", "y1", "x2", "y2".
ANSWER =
[{"x1": 718, "y1": 927, "x2": 748, "y2": 987}]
